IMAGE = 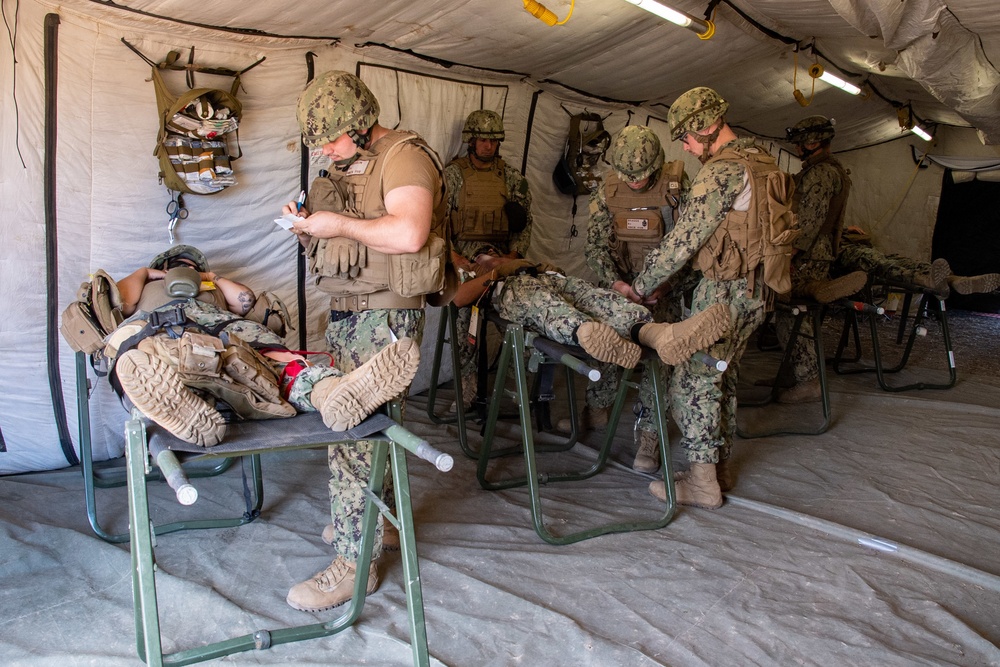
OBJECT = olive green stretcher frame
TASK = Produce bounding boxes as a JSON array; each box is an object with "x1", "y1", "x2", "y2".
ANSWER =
[
  {"x1": 737, "y1": 300, "x2": 832, "y2": 438},
  {"x1": 426, "y1": 306, "x2": 678, "y2": 545},
  {"x1": 833, "y1": 281, "x2": 956, "y2": 392},
  {"x1": 75, "y1": 351, "x2": 446, "y2": 666}
]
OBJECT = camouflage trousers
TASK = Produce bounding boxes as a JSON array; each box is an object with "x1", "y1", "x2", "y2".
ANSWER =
[
  {"x1": 775, "y1": 259, "x2": 833, "y2": 383},
  {"x1": 453, "y1": 304, "x2": 478, "y2": 380},
  {"x1": 493, "y1": 273, "x2": 651, "y2": 345},
  {"x1": 670, "y1": 277, "x2": 765, "y2": 464},
  {"x1": 837, "y1": 242, "x2": 929, "y2": 284},
  {"x1": 493, "y1": 272, "x2": 657, "y2": 425},
  {"x1": 323, "y1": 307, "x2": 424, "y2": 561}
]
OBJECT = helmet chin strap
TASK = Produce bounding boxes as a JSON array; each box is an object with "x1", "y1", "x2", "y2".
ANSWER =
[
  {"x1": 332, "y1": 126, "x2": 372, "y2": 171},
  {"x1": 469, "y1": 140, "x2": 499, "y2": 164},
  {"x1": 797, "y1": 144, "x2": 821, "y2": 161},
  {"x1": 692, "y1": 118, "x2": 724, "y2": 164}
]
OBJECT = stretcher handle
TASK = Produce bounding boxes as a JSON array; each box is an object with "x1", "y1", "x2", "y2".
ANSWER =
[
  {"x1": 148, "y1": 440, "x2": 198, "y2": 505},
  {"x1": 529, "y1": 336, "x2": 602, "y2": 381},
  {"x1": 691, "y1": 351, "x2": 728, "y2": 372},
  {"x1": 382, "y1": 424, "x2": 454, "y2": 472},
  {"x1": 834, "y1": 299, "x2": 885, "y2": 315}
]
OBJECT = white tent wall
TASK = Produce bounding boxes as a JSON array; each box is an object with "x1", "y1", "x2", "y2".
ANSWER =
[{"x1": 1, "y1": 0, "x2": 996, "y2": 473}]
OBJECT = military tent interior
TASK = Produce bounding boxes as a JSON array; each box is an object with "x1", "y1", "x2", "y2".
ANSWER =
[{"x1": 1, "y1": 0, "x2": 998, "y2": 665}]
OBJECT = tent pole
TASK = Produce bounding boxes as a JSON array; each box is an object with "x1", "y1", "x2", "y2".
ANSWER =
[{"x1": 44, "y1": 12, "x2": 78, "y2": 467}]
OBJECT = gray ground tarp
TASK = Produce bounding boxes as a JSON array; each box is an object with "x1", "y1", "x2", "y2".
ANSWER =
[{"x1": 1, "y1": 312, "x2": 998, "y2": 666}]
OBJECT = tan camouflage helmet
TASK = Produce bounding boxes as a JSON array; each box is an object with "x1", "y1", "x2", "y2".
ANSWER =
[
  {"x1": 786, "y1": 115, "x2": 836, "y2": 144},
  {"x1": 667, "y1": 87, "x2": 730, "y2": 141},
  {"x1": 462, "y1": 109, "x2": 505, "y2": 142},
  {"x1": 296, "y1": 71, "x2": 380, "y2": 148},
  {"x1": 609, "y1": 125, "x2": 665, "y2": 182},
  {"x1": 148, "y1": 245, "x2": 209, "y2": 272}
]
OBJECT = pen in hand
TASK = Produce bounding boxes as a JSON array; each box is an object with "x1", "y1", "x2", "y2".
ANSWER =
[{"x1": 296, "y1": 190, "x2": 306, "y2": 213}]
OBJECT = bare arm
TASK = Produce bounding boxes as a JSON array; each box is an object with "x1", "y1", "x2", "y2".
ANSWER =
[
  {"x1": 209, "y1": 273, "x2": 256, "y2": 316},
  {"x1": 286, "y1": 185, "x2": 433, "y2": 255},
  {"x1": 118, "y1": 267, "x2": 160, "y2": 317}
]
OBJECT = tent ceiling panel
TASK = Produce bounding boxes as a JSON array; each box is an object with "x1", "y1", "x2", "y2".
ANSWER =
[{"x1": 93, "y1": 0, "x2": 1000, "y2": 147}]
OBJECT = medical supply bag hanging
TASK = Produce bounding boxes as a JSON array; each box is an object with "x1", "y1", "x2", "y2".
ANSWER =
[{"x1": 124, "y1": 41, "x2": 264, "y2": 196}]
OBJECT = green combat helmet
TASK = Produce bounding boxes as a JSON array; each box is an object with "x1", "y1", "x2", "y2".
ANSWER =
[
  {"x1": 667, "y1": 87, "x2": 730, "y2": 141},
  {"x1": 148, "y1": 244, "x2": 210, "y2": 272},
  {"x1": 786, "y1": 115, "x2": 836, "y2": 144},
  {"x1": 296, "y1": 71, "x2": 380, "y2": 148},
  {"x1": 462, "y1": 109, "x2": 505, "y2": 142},
  {"x1": 609, "y1": 126, "x2": 665, "y2": 182}
]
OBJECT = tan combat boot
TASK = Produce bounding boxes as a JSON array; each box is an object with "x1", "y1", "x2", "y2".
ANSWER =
[
  {"x1": 310, "y1": 338, "x2": 420, "y2": 432},
  {"x1": 674, "y1": 458, "x2": 734, "y2": 492},
  {"x1": 805, "y1": 270, "x2": 867, "y2": 303},
  {"x1": 651, "y1": 462, "x2": 722, "y2": 509},
  {"x1": 912, "y1": 258, "x2": 951, "y2": 297},
  {"x1": 637, "y1": 303, "x2": 731, "y2": 366},
  {"x1": 777, "y1": 378, "x2": 822, "y2": 403},
  {"x1": 715, "y1": 457, "x2": 735, "y2": 492},
  {"x1": 286, "y1": 557, "x2": 380, "y2": 612},
  {"x1": 948, "y1": 272, "x2": 1000, "y2": 295},
  {"x1": 555, "y1": 405, "x2": 610, "y2": 434},
  {"x1": 576, "y1": 321, "x2": 641, "y2": 369},
  {"x1": 632, "y1": 429, "x2": 660, "y2": 473},
  {"x1": 115, "y1": 348, "x2": 227, "y2": 447}
]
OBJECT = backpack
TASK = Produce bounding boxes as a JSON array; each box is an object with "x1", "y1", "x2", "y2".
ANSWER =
[
  {"x1": 553, "y1": 112, "x2": 611, "y2": 197},
  {"x1": 125, "y1": 44, "x2": 263, "y2": 196},
  {"x1": 697, "y1": 144, "x2": 800, "y2": 303}
]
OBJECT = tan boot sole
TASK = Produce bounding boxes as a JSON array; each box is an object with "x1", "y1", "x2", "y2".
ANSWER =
[
  {"x1": 576, "y1": 321, "x2": 641, "y2": 369},
  {"x1": 316, "y1": 338, "x2": 420, "y2": 432},
  {"x1": 950, "y1": 272, "x2": 1000, "y2": 295},
  {"x1": 116, "y1": 349, "x2": 226, "y2": 447}
]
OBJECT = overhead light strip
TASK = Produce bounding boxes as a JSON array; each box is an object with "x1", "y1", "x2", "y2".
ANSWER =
[{"x1": 623, "y1": 0, "x2": 715, "y2": 39}]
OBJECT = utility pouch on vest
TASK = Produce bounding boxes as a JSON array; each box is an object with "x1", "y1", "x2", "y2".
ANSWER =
[
  {"x1": 614, "y1": 209, "x2": 664, "y2": 274},
  {"x1": 177, "y1": 331, "x2": 224, "y2": 376},
  {"x1": 60, "y1": 301, "x2": 105, "y2": 354},
  {"x1": 307, "y1": 173, "x2": 356, "y2": 215},
  {"x1": 696, "y1": 213, "x2": 747, "y2": 282},
  {"x1": 164, "y1": 266, "x2": 201, "y2": 297},
  {"x1": 90, "y1": 270, "x2": 124, "y2": 334},
  {"x1": 388, "y1": 234, "x2": 448, "y2": 298},
  {"x1": 246, "y1": 291, "x2": 291, "y2": 337},
  {"x1": 220, "y1": 334, "x2": 281, "y2": 403}
]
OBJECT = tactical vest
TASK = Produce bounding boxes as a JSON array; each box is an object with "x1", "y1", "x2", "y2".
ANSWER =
[
  {"x1": 604, "y1": 161, "x2": 685, "y2": 277},
  {"x1": 307, "y1": 130, "x2": 449, "y2": 307},
  {"x1": 449, "y1": 155, "x2": 510, "y2": 244},
  {"x1": 795, "y1": 153, "x2": 851, "y2": 259},
  {"x1": 135, "y1": 278, "x2": 228, "y2": 313},
  {"x1": 694, "y1": 143, "x2": 799, "y2": 299}
]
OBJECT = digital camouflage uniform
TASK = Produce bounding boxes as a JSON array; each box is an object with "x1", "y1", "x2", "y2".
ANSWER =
[
  {"x1": 493, "y1": 272, "x2": 652, "y2": 349},
  {"x1": 776, "y1": 154, "x2": 849, "y2": 383},
  {"x1": 298, "y1": 74, "x2": 445, "y2": 562},
  {"x1": 586, "y1": 165, "x2": 692, "y2": 433},
  {"x1": 836, "y1": 237, "x2": 932, "y2": 284},
  {"x1": 633, "y1": 136, "x2": 768, "y2": 465},
  {"x1": 445, "y1": 120, "x2": 533, "y2": 383}
]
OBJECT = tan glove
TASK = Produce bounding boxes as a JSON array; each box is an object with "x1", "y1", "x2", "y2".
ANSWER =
[
  {"x1": 534, "y1": 261, "x2": 564, "y2": 274},
  {"x1": 322, "y1": 238, "x2": 367, "y2": 279}
]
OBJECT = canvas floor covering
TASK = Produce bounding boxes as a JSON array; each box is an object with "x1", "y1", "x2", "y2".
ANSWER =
[{"x1": 1, "y1": 309, "x2": 998, "y2": 667}]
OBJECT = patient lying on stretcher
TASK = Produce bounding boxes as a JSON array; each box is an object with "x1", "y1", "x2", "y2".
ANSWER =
[
  {"x1": 450, "y1": 252, "x2": 731, "y2": 369},
  {"x1": 100, "y1": 245, "x2": 420, "y2": 447}
]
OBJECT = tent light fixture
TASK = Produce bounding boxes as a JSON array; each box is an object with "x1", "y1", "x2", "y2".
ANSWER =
[
  {"x1": 523, "y1": 0, "x2": 575, "y2": 26},
  {"x1": 623, "y1": 0, "x2": 715, "y2": 39},
  {"x1": 910, "y1": 124, "x2": 933, "y2": 141},
  {"x1": 808, "y1": 63, "x2": 862, "y2": 96}
]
